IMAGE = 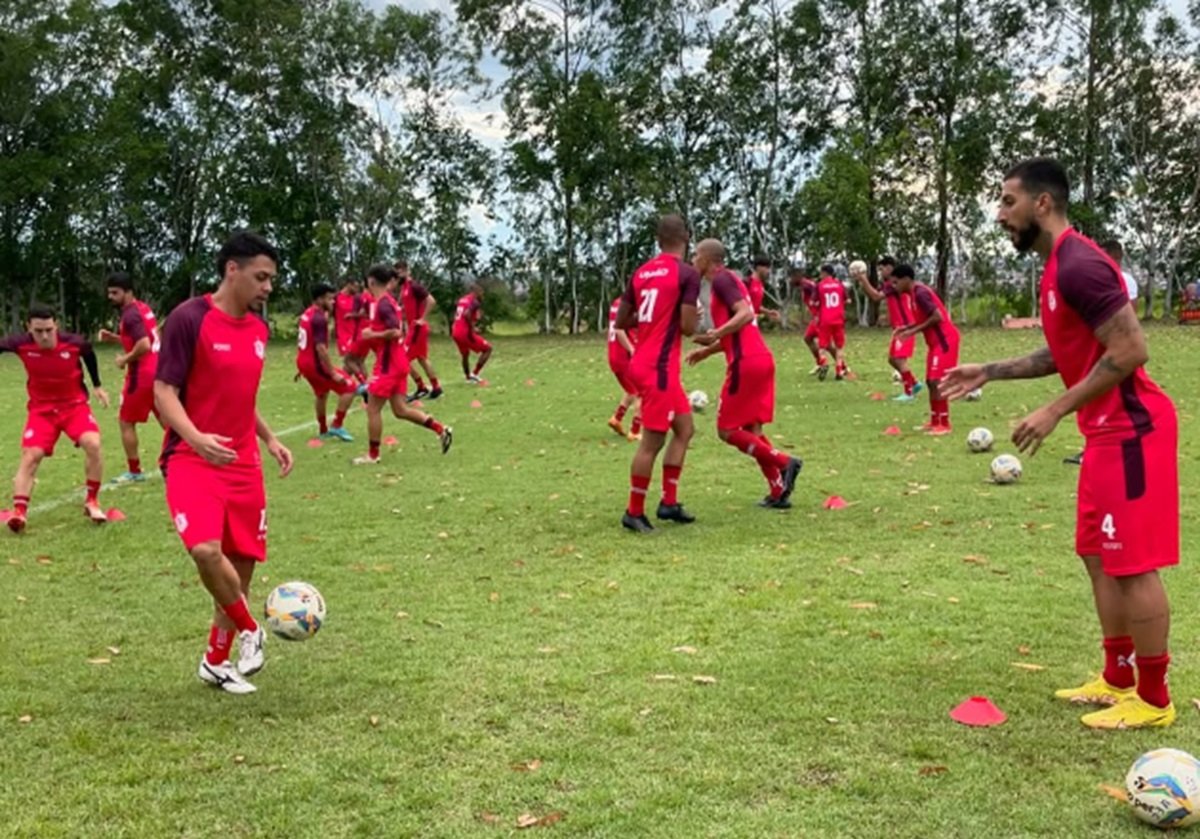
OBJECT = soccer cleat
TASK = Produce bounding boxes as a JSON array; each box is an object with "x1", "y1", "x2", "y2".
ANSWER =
[
  {"x1": 355, "y1": 383, "x2": 369, "y2": 397},
  {"x1": 440, "y1": 426, "x2": 453, "y2": 454},
  {"x1": 817, "y1": 365, "x2": 830, "y2": 382},
  {"x1": 1063, "y1": 452, "x2": 1083, "y2": 465},
  {"x1": 84, "y1": 502, "x2": 107, "y2": 524},
  {"x1": 607, "y1": 416, "x2": 625, "y2": 437},
  {"x1": 324, "y1": 426, "x2": 354, "y2": 443},
  {"x1": 807, "y1": 364, "x2": 821, "y2": 376},
  {"x1": 758, "y1": 495, "x2": 792, "y2": 510},
  {"x1": 7, "y1": 513, "x2": 26, "y2": 534},
  {"x1": 428, "y1": 387, "x2": 443, "y2": 400},
  {"x1": 621, "y1": 512, "x2": 655, "y2": 533},
  {"x1": 466, "y1": 374, "x2": 482, "y2": 384},
  {"x1": 926, "y1": 425, "x2": 953, "y2": 436},
  {"x1": 1053, "y1": 675, "x2": 1134, "y2": 706},
  {"x1": 236, "y1": 626, "x2": 266, "y2": 677},
  {"x1": 626, "y1": 431, "x2": 642, "y2": 443},
  {"x1": 412, "y1": 387, "x2": 431, "y2": 400},
  {"x1": 352, "y1": 454, "x2": 381, "y2": 466},
  {"x1": 835, "y1": 373, "x2": 846, "y2": 382},
  {"x1": 779, "y1": 458, "x2": 803, "y2": 503},
  {"x1": 656, "y1": 503, "x2": 696, "y2": 524},
  {"x1": 198, "y1": 658, "x2": 257, "y2": 695},
  {"x1": 892, "y1": 393, "x2": 915, "y2": 403},
  {"x1": 911, "y1": 381, "x2": 924, "y2": 396},
  {"x1": 913, "y1": 422, "x2": 937, "y2": 432},
  {"x1": 110, "y1": 471, "x2": 147, "y2": 484},
  {"x1": 1080, "y1": 696, "x2": 1176, "y2": 730}
]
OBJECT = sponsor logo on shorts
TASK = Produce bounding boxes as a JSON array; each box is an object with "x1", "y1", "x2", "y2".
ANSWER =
[
  {"x1": 23, "y1": 429, "x2": 33, "y2": 439},
  {"x1": 174, "y1": 512, "x2": 189, "y2": 534}
]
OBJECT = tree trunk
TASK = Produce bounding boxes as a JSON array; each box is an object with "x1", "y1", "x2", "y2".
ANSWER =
[
  {"x1": 1083, "y1": 2, "x2": 1100, "y2": 213},
  {"x1": 934, "y1": 0, "x2": 963, "y2": 301}
]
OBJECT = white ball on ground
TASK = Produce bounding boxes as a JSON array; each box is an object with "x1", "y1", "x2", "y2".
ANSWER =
[
  {"x1": 966, "y1": 427, "x2": 994, "y2": 453},
  {"x1": 264, "y1": 581, "x2": 326, "y2": 641},
  {"x1": 990, "y1": 454, "x2": 1022, "y2": 484},
  {"x1": 1125, "y1": 748, "x2": 1200, "y2": 828},
  {"x1": 689, "y1": 390, "x2": 709, "y2": 412}
]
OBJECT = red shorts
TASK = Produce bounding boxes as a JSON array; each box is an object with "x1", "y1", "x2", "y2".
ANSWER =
[
  {"x1": 23, "y1": 403, "x2": 99, "y2": 457},
  {"x1": 165, "y1": 455, "x2": 267, "y2": 562},
  {"x1": 818, "y1": 322, "x2": 846, "y2": 349},
  {"x1": 346, "y1": 337, "x2": 371, "y2": 359},
  {"x1": 718, "y1": 354, "x2": 775, "y2": 430},
  {"x1": 337, "y1": 334, "x2": 354, "y2": 356},
  {"x1": 925, "y1": 339, "x2": 960, "y2": 382},
  {"x1": 1076, "y1": 415, "x2": 1179, "y2": 576},
  {"x1": 629, "y1": 363, "x2": 690, "y2": 433},
  {"x1": 298, "y1": 363, "x2": 357, "y2": 398},
  {"x1": 890, "y1": 334, "x2": 915, "y2": 360},
  {"x1": 119, "y1": 382, "x2": 157, "y2": 424},
  {"x1": 453, "y1": 330, "x2": 491, "y2": 355},
  {"x1": 804, "y1": 321, "x2": 819, "y2": 341},
  {"x1": 405, "y1": 324, "x2": 430, "y2": 360},
  {"x1": 609, "y1": 354, "x2": 636, "y2": 395}
]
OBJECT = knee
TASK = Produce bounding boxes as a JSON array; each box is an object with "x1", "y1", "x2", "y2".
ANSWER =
[
  {"x1": 717, "y1": 429, "x2": 733, "y2": 443},
  {"x1": 190, "y1": 542, "x2": 223, "y2": 568},
  {"x1": 80, "y1": 435, "x2": 102, "y2": 455},
  {"x1": 20, "y1": 449, "x2": 45, "y2": 469}
]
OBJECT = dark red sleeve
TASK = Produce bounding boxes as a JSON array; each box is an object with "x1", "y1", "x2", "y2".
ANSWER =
[
  {"x1": 712, "y1": 271, "x2": 743, "y2": 310},
  {"x1": 156, "y1": 298, "x2": 209, "y2": 388},
  {"x1": 913, "y1": 286, "x2": 937, "y2": 318},
  {"x1": 0, "y1": 334, "x2": 28, "y2": 353},
  {"x1": 311, "y1": 310, "x2": 329, "y2": 346},
  {"x1": 378, "y1": 297, "x2": 401, "y2": 330},
  {"x1": 120, "y1": 306, "x2": 149, "y2": 341},
  {"x1": 678, "y1": 264, "x2": 701, "y2": 305},
  {"x1": 411, "y1": 283, "x2": 429, "y2": 303},
  {"x1": 60, "y1": 333, "x2": 101, "y2": 386},
  {"x1": 352, "y1": 293, "x2": 368, "y2": 315},
  {"x1": 1056, "y1": 237, "x2": 1130, "y2": 330},
  {"x1": 621, "y1": 279, "x2": 636, "y2": 307}
]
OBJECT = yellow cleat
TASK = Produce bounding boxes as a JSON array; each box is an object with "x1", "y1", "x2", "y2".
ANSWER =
[
  {"x1": 1080, "y1": 696, "x2": 1176, "y2": 730},
  {"x1": 1053, "y1": 675, "x2": 1134, "y2": 706}
]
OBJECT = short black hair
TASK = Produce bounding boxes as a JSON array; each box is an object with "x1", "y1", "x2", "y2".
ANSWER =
[
  {"x1": 656, "y1": 214, "x2": 690, "y2": 248},
  {"x1": 28, "y1": 303, "x2": 56, "y2": 322},
  {"x1": 788, "y1": 266, "x2": 805, "y2": 276},
  {"x1": 892, "y1": 264, "x2": 916, "y2": 280},
  {"x1": 216, "y1": 230, "x2": 279, "y2": 279},
  {"x1": 1101, "y1": 239, "x2": 1124, "y2": 261},
  {"x1": 752, "y1": 255, "x2": 770, "y2": 267},
  {"x1": 366, "y1": 263, "x2": 395, "y2": 286},
  {"x1": 393, "y1": 259, "x2": 409, "y2": 271},
  {"x1": 105, "y1": 271, "x2": 134, "y2": 292},
  {"x1": 311, "y1": 282, "x2": 336, "y2": 301},
  {"x1": 819, "y1": 263, "x2": 836, "y2": 276},
  {"x1": 877, "y1": 255, "x2": 896, "y2": 268},
  {"x1": 1004, "y1": 158, "x2": 1070, "y2": 211}
]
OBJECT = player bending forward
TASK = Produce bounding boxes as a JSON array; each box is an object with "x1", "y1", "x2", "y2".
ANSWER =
[
  {"x1": 297, "y1": 283, "x2": 358, "y2": 442},
  {"x1": 606, "y1": 294, "x2": 642, "y2": 441},
  {"x1": 890, "y1": 265, "x2": 958, "y2": 434},
  {"x1": 687, "y1": 239, "x2": 803, "y2": 508},
  {"x1": 2, "y1": 305, "x2": 110, "y2": 532},
  {"x1": 943, "y1": 158, "x2": 1179, "y2": 729},
  {"x1": 155, "y1": 230, "x2": 293, "y2": 695}
]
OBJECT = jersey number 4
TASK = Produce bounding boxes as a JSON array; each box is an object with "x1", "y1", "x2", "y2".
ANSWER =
[
  {"x1": 637, "y1": 289, "x2": 659, "y2": 324},
  {"x1": 1101, "y1": 513, "x2": 1116, "y2": 540}
]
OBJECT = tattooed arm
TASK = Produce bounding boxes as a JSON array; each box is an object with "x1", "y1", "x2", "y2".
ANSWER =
[{"x1": 940, "y1": 346, "x2": 1056, "y2": 401}]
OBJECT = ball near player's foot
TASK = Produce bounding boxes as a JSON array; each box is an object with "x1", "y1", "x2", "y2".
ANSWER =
[
  {"x1": 264, "y1": 581, "x2": 326, "y2": 640},
  {"x1": 990, "y1": 454, "x2": 1022, "y2": 484}
]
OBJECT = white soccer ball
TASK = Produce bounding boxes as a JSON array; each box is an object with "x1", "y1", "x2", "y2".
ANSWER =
[
  {"x1": 965, "y1": 388, "x2": 983, "y2": 402},
  {"x1": 967, "y1": 427, "x2": 994, "y2": 453},
  {"x1": 990, "y1": 454, "x2": 1022, "y2": 484},
  {"x1": 264, "y1": 581, "x2": 326, "y2": 641},
  {"x1": 848, "y1": 260, "x2": 868, "y2": 276},
  {"x1": 689, "y1": 390, "x2": 709, "y2": 412},
  {"x1": 1126, "y1": 748, "x2": 1200, "y2": 829}
]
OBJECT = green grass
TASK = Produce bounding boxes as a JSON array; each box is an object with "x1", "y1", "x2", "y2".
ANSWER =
[{"x1": 1, "y1": 325, "x2": 1197, "y2": 837}]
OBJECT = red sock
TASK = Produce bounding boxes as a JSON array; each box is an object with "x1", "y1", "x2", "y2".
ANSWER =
[
  {"x1": 317, "y1": 411, "x2": 328, "y2": 434},
  {"x1": 1102, "y1": 636, "x2": 1136, "y2": 689},
  {"x1": 205, "y1": 625, "x2": 235, "y2": 665},
  {"x1": 933, "y1": 399, "x2": 950, "y2": 427},
  {"x1": 1136, "y1": 652, "x2": 1171, "y2": 708},
  {"x1": 614, "y1": 404, "x2": 628, "y2": 421},
  {"x1": 431, "y1": 377, "x2": 440, "y2": 389},
  {"x1": 412, "y1": 373, "x2": 426, "y2": 390},
  {"x1": 630, "y1": 416, "x2": 642, "y2": 435},
  {"x1": 13, "y1": 494, "x2": 29, "y2": 517},
  {"x1": 333, "y1": 409, "x2": 347, "y2": 429},
  {"x1": 85, "y1": 480, "x2": 100, "y2": 504},
  {"x1": 473, "y1": 365, "x2": 484, "y2": 376},
  {"x1": 423, "y1": 416, "x2": 444, "y2": 435},
  {"x1": 128, "y1": 458, "x2": 141, "y2": 475},
  {"x1": 220, "y1": 596, "x2": 258, "y2": 634},
  {"x1": 726, "y1": 429, "x2": 791, "y2": 471},
  {"x1": 628, "y1": 474, "x2": 651, "y2": 517},
  {"x1": 762, "y1": 464, "x2": 784, "y2": 498},
  {"x1": 836, "y1": 360, "x2": 847, "y2": 376},
  {"x1": 901, "y1": 370, "x2": 916, "y2": 395},
  {"x1": 817, "y1": 354, "x2": 827, "y2": 366},
  {"x1": 369, "y1": 440, "x2": 380, "y2": 459},
  {"x1": 662, "y1": 464, "x2": 682, "y2": 506}
]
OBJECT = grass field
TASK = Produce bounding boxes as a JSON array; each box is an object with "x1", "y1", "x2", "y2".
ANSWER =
[{"x1": 1, "y1": 324, "x2": 1197, "y2": 838}]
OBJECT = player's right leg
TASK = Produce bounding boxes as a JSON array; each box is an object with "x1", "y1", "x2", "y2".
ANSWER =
[
  {"x1": 76, "y1": 430, "x2": 106, "y2": 523},
  {"x1": 624, "y1": 429, "x2": 666, "y2": 533},
  {"x1": 472, "y1": 344, "x2": 492, "y2": 379},
  {"x1": 417, "y1": 357, "x2": 442, "y2": 398},
  {"x1": 190, "y1": 542, "x2": 258, "y2": 695},
  {"x1": 112, "y1": 419, "x2": 147, "y2": 482},
  {"x1": 8, "y1": 446, "x2": 46, "y2": 534},
  {"x1": 389, "y1": 394, "x2": 452, "y2": 454},
  {"x1": 656, "y1": 408, "x2": 695, "y2": 524},
  {"x1": 314, "y1": 391, "x2": 331, "y2": 437},
  {"x1": 354, "y1": 394, "x2": 387, "y2": 464}
]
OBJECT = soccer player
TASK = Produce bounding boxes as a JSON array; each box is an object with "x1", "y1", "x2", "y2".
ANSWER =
[
  {"x1": 354, "y1": 264, "x2": 452, "y2": 465},
  {"x1": 2, "y1": 304, "x2": 110, "y2": 533},
  {"x1": 154, "y1": 231, "x2": 294, "y2": 694},
  {"x1": 395, "y1": 260, "x2": 442, "y2": 400},
  {"x1": 686, "y1": 240, "x2": 803, "y2": 508},
  {"x1": 815, "y1": 264, "x2": 849, "y2": 380},
  {"x1": 296, "y1": 283, "x2": 358, "y2": 442},
  {"x1": 890, "y1": 265, "x2": 958, "y2": 434},
  {"x1": 452, "y1": 284, "x2": 492, "y2": 383},
  {"x1": 792, "y1": 268, "x2": 826, "y2": 374},
  {"x1": 606, "y1": 294, "x2": 642, "y2": 441},
  {"x1": 746, "y1": 255, "x2": 769, "y2": 315},
  {"x1": 943, "y1": 158, "x2": 1179, "y2": 729},
  {"x1": 97, "y1": 271, "x2": 161, "y2": 481},
  {"x1": 615, "y1": 214, "x2": 699, "y2": 533},
  {"x1": 334, "y1": 276, "x2": 368, "y2": 384},
  {"x1": 850, "y1": 256, "x2": 922, "y2": 401}
]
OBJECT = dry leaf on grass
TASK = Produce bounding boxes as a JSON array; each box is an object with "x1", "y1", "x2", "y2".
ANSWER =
[
  {"x1": 947, "y1": 597, "x2": 960, "y2": 604},
  {"x1": 394, "y1": 611, "x2": 410, "y2": 620},
  {"x1": 962, "y1": 555, "x2": 988, "y2": 565},
  {"x1": 918, "y1": 765, "x2": 949, "y2": 776},
  {"x1": 692, "y1": 675, "x2": 718, "y2": 685},
  {"x1": 105, "y1": 646, "x2": 121, "y2": 656},
  {"x1": 35, "y1": 555, "x2": 52, "y2": 565},
  {"x1": 511, "y1": 759, "x2": 542, "y2": 772},
  {"x1": 849, "y1": 602, "x2": 877, "y2": 610},
  {"x1": 1191, "y1": 698, "x2": 1200, "y2": 714},
  {"x1": 672, "y1": 645, "x2": 698, "y2": 655},
  {"x1": 423, "y1": 619, "x2": 445, "y2": 629},
  {"x1": 516, "y1": 812, "x2": 564, "y2": 829},
  {"x1": 489, "y1": 592, "x2": 500, "y2": 603},
  {"x1": 1017, "y1": 645, "x2": 1032, "y2": 656},
  {"x1": 651, "y1": 674, "x2": 676, "y2": 682},
  {"x1": 516, "y1": 813, "x2": 540, "y2": 829},
  {"x1": 18, "y1": 715, "x2": 32, "y2": 724},
  {"x1": 233, "y1": 755, "x2": 246, "y2": 764},
  {"x1": 1099, "y1": 784, "x2": 1128, "y2": 802},
  {"x1": 369, "y1": 716, "x2": 380, "y2": 727},
  {"x1": 86, "y1": 658, "x2": 111, "y2": 665},
  {"x1": 1011, "y1": 662, "x2": 1046, "y2": 671}
]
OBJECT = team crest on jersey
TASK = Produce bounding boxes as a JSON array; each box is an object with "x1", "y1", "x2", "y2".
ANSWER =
[
  {"x1": 254, "y1": 339, "x2": 265, "y2": 360},
  {"x1": 60, "y1": 351, "x2": 71, "y2": 359},
  {"x1": 1047, "y1": 290, "x2": 1057, "y2": 312},
  {"x1": 174, "y1": 512, "x2": 189, "y2": 534}
]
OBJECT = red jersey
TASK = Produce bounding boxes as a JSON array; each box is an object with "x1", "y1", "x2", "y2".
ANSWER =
[
  {"x1": 747, "y1": 276, "x2": 766, "y2": 315},
  {"x1": 157, "y1": 295, "x2": 267, "y2": 469},
  {"x1": 816, "y1": 277, "x2": 847, "y2": 326},
  {"x1": 799, "y1": 278, "x2": 820, "y2": 316},
  {"x1": 880, "y1": 280, "x2": 914, "y2": 328},
  {"x1": 118, "y1": 299, "x2": 159, "y2": 391},
  {"x1": 710, "y1": 269, "x2": 772, "y2": 364},
  {"x1": 399, "y1": 279, "x2": 430, "y2": 327},
  {"x1": 296, "y1": 304, "x2": 333, "y2": 376},
  {"x1": 0, "y1": 332, "x2": 99, "y2": 410},
  {"x1": 333, "y1": 290, "x2": 361, "y2": 346},
  {"x1": 452, "y1": 293, "x2": 481, "y2": 337},
  {"x1": 1041, "y1": 228, "x2": 1175, "y2": 441},
  {"x1": 370, "y1": 293, "x2": 408, "y2": 375},
  {"x1": 620, "y1": 253, "x2": 701, "y2": 378},
  {"x1": 911, "y1": 282, "x2": 959, "y2": 351},
  {"x1": 607, "y1": 297, "x2": 638, "y2": 365}
]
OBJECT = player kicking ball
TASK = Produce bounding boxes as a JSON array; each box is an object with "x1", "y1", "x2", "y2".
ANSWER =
[
  {"x1": 296, "y1": 283, "x2": 358, "y2": 442},
  {"x1": 943, "y1": 158, "x2": 1179, "y2": 729},
  {"x1": 155, "y1": 231, "x2": 293, "y2": 694},
  {"x1": 890, "y1": 265, "x2": 959, "y2": 434},
  {"x1": 1, "y1": 305, "x2": 110, "y2": 532},
  {"x1": 452, "y1": 284, "x2": 492, "y2": 383},
  {"x1": 606, "y1": 294, "x2": 642, "y2": 441},
  {"x1": 686, "y1": 239, "x2": 803, "y2": 508}
]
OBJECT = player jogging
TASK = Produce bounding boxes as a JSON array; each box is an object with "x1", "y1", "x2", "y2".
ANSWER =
[
  {"x1": 98, "y1": 271, "x2": 161, "y2": 481},
  {"x1": 606, "y1": 294, "x2": 642, "y2": 441},
  {"x1": 943, "y1": 158, "x2": 1179, "y2": 729},
  {"x1": 452, "y1": 283, "x2": 492, "y2": 383},
  {"x1": 155, "y1": 230, "x2": 294, "y2": 695},
  {"x1": 686, "y1": 239, "x2": 803, "y2": 508},
  {"x1": 296, "y1": 283, "x2": 358, "y2": 442},
  {"x1": 354, "y1": 264, "x2": 452, "y2": 465},
  {"x1": 395, "y1": 260, "x2": 442, "y2": 400},
  {"x1": 891, "y1": 265, "x2": 959, "y2": 434},
  {"x1": 851, "y1": 256, "x2": 922, "y2": 401},
  {"x1": 2, "y1": 304, "x2": 110, "y2": 533},
  {"x1": 815, "y1": 264, "x2": 849, "y2": 380},
  {"x1": 792, "y1": 268, "x2": 826, "y2": 374},
  {"x1": 615, "y1": 214, "x2": 700, "y2": 533},
  {"x1": 334, "y1": 276, "x2": 367, "y2": 384}
]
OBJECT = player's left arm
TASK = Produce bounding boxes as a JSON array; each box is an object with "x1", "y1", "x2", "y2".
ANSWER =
[
  {"x1": 896, "y1": 309, "x2": 940, "y2": 341},
  {"x1": 679, "y1": 266, "x2": 701, "y2": 337},
  {"x1": 255, "y1": 412, "x2": 294, "y2": 477},
  {"x1": 79, "y1": 342, "x2": 109, "y2": 408},
  {"x1": 1012, "y1": 305, "x2": 1147, "y2": 455},
  {"x1": 685, "y1": 342, "x2": 722, "y2": 366},
  {"x1": 418, "y1": 289, "x2": 434, "y2": 326}
]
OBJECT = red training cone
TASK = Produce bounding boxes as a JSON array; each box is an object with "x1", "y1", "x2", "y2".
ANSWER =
[
  {"x1": 823, "y1": 495, "x2": 848, "y2": 510},
  {"x1": 470, "y1": 400, "x2": 483, "y2": 409},
  {"x1": 525, "y1": 378, "x2": 536, "y2": 387},
  {"x1": 949, "y1": 696, "x2": 1006, "y2": 727},
  {"x1": 0, "y1": 509, "x2": 10, "y2": 523},
  {"x1": 307, "y1": 438, "x2": 324, "y2": 448},
  {"x1": 105, "y1": 508, "x2": 127, "y2": 523},
  {"x1": 383, "y1": 435, "x2": 399, "y2": 446},
  {"x1": 869, "y1": 392, "x2": 886, "y2": 401},
  {"x1": 883, "y1": 425, "x2": 902, "y2": 436}
]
